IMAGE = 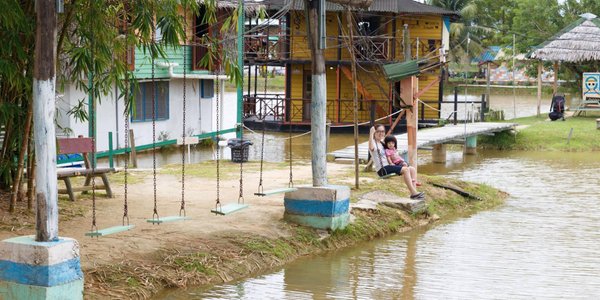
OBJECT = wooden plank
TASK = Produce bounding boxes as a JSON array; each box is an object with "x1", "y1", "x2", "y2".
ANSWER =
[
  {"x1": 57, "y1": 137, "x2": 94, "y2": 155},
  {"x1": 211, "y1": 204, "x2": 249, "y2": 215},
  {"x1": 255, "y1": 187, "x2": 298, "y2": 196},
  {"x1": 85, "y1": 225, "x2": 135, "y2": 237},
  {"x1": 146, "y1": 215, "x2": 189, "y2": 224},
  {"x1": 58, "y1": 185, "x2": 106, "y2": 193}
]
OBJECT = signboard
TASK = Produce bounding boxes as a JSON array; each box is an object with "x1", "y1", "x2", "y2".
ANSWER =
[{"x1": 583, "y1": 72, "x2": 600, "y2": 100}]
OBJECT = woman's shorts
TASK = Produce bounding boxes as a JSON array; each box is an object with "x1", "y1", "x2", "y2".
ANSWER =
[{"x1": 377, "y1": 165, "x2": 403, "y2": 177}]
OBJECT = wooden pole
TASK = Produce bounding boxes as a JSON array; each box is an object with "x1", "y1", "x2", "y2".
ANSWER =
[
  {"x1": 486, "y1": 61, "x2": 491, "y2": 108},
  {"x1": 401, "y1": 77, "x2": 418, "y2": 168},
  {"x1": 129, "y1": 129, "x2": 138, "y2": 168},
  {"x1": 537, "y1": 61, "x2": 542, "y2": 117},
  {"x1": 305, "y1": 0, "x2": 327, "y2": 186},
  {"x1": 553, "y1": 61, "x2": 559, "y2": 94},
  {"x1": 33, "y1": 0, "x2": 58, "y2": 242},
  {"x1": 346, "y1": 8, "x2": 359, "y2": 189}
]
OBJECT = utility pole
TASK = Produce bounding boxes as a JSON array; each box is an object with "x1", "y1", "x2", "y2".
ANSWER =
[
  {"x1": 33, "y1": 0, "x2": 59, "y2": 241},
  {"x1": 305, "y1": 0, "x2": 327, "y2": 186}
]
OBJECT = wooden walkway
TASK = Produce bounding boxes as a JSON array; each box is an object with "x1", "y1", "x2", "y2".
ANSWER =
[{"x1": 329, "y1": 122, "x2": 517, "y2": 161}]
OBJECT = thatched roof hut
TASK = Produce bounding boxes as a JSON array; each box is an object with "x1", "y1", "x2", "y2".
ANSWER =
[{"x1": 530, "y1": 13, "x2": 600, "y2": 62}]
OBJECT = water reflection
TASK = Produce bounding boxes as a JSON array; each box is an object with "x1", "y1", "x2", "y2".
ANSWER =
[{"x1": 161, "y1": 150, "x2": 600, "y2": 299}]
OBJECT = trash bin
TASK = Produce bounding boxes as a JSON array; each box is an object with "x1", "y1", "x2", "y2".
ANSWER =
[{"x1": 227, "y1": 138, "x2": 253, "y2": 163}]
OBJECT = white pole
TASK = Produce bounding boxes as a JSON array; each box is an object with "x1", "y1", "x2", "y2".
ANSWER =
[
  {"x1": 513, "y1": 34, "x2": 517, "y2": 119},
  {"x1": 33, "y1": 0, "x2": 59, "y2": 241}
]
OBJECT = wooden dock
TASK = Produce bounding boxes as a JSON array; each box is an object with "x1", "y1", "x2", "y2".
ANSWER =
[{"x1": 329, "y1": 122, "x2": 517, "y2": 161}]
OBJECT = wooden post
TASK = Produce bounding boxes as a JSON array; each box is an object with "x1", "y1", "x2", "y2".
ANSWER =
[
  {"x1": 553, "y1": 61, "x2": 559, "y2": 94},
  {"x1": 306, "y1": 0, "x2": 327, "y2": 186},
  {"x1": 401, "y1": 76, "x2": 418, "y2": 169},
  {"x1": 346, "y1": 8, "x2": 360, "y2": 189},
  {"x1": 129, "y1": 129, "x2": 138, "y2": 168},
  {"x1": 33, "y1": 0, "x2": 58, "y2": 242},
  {"x1": 453, "y1": 87, "x2": 458, "y2": 125},
  {"x1": 537, "y1": 61, "x2": 542, "y2": 117}
]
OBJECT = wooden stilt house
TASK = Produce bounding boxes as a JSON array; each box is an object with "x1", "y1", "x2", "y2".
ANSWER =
[{"x1": 242, "y1": 0, "x2": 459, "y2": 131}]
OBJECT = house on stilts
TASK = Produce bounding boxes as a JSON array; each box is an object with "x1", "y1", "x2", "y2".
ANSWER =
[{"x1": 242, "y1": 0, "x2": 459, "y2": 131}]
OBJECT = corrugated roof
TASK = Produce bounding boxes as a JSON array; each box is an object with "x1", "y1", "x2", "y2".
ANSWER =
[
  {"x1": 382, "y1": 59, "x2": 420, "y2": 81},
  {"x1": 472, "y1": 46, "x2": 500, "y2": 63},
  {"x1": 259, "y1": 0, "x2": 459, "y2": 19}
]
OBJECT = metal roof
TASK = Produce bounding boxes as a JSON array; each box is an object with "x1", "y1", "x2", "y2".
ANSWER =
[{"x1": 259, "y1": 0, "x2": 459, "y2": 19}]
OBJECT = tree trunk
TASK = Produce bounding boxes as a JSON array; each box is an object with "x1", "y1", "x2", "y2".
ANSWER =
[
  {"x1": 10, "y1": 101, "x2": 33, "y2": 212},
  {"x1": 27, "y1": 138, "x2": 35, "y2": 211}
]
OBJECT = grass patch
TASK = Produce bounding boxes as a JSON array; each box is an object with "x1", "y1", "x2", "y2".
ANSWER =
[
  {"x1": 159, "y1": 160, "x2": 290, "y2": 180},
  {"x1": 479, "y1": 115, "x2": 600, "y2": 151}
]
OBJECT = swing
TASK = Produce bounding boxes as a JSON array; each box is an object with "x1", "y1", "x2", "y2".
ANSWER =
[
  {"x1": 86, "y1": 6, "x2": 134, "y2": 237},
  {"x1": 253, "y1": 60, "x2": 297, "y2": 197},
  {"x1": 211, "y1": 69, "x2": 249, "y2": 215},
  {"x1": 374, "y1": 141, "x2": 397, "y2": 180},
  {"x1": 146, "y1": 14, "x2": 188, "y2": 224}
]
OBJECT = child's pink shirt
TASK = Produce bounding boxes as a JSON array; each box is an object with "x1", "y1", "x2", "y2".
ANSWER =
[{"x1": 385, "y1": 148, "x2": 404, "y2": 165}]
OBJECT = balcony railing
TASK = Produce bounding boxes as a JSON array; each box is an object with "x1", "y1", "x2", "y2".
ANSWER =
[{"x1": 243, "y1": 94, "x2": 392, "y2": 124}]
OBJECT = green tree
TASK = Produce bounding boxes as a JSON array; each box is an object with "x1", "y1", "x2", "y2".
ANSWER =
[{"x1": 0, "y1": 0, "x2": 246, "y2": 211}]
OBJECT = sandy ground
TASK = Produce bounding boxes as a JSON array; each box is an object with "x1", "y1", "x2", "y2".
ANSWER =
[{"x1": 11, "y1": 161, "x2": 357, "y2": 270}]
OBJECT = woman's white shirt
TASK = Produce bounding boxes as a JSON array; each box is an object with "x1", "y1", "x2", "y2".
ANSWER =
[{"x1": 370, "y1": 142, "x2": 389, "y2": 172}]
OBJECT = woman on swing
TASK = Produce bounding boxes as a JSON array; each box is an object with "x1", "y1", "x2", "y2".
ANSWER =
[{"x1": 369, "y1": 125, "x2": 425, "y2": 200}]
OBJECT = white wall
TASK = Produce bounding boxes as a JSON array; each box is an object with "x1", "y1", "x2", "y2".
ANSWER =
[{"x1": 57, "y1": 78, "x2": 238, "y2": 152}]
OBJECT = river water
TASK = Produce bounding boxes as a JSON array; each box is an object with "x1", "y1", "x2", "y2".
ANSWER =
[{"x1": 156, "y1": 149, "x2": 600, "y2": 299}]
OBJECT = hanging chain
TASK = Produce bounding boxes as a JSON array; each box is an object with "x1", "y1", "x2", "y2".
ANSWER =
[
  {"x1": 375, "y1": 138, "x2": 387, "y2": 176},
  {"x1": 90, "y1": 4, "x2": 98, "y2": 235},
  {"x1": 215, "y1": 69, "x2": 221, "y2": 212},
  {"x1": 257, "y1": 61, "x2": 269, "y2": 194},
  {"x1": 238, "y1": 122, "x2": 244, "y2": 204},
  {"x1": 180, "y1": 8, "x2": 187, "y2": 217},
  {"x1": 151, "y1": 19, "x2": 159, "y2": 223},
  {"x1": 123, "y1": 6, "x2": 130, "y2": 226}
]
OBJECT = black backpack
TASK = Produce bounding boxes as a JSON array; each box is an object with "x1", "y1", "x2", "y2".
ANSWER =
[{"x1": 549, "y1": 95, "x2": 565, "y2": 121}]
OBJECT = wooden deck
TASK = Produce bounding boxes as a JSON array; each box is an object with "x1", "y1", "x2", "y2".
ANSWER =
[{"x1": 329, "y1": 122, "x2": 518, "y2": 161}]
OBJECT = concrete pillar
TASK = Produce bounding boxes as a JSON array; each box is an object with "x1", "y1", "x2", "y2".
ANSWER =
[
  {"x1": 464, "y1": 136, "x2": 477, "y2": 155},
  {"x1": 0, "y1": 236, "x2": 83, "y2": 299},
  {"x1": 432, "y1": 144, "x2": 447, "y2": 163},
  {"x1": 284, "y1": 185, "x2": 350, "y2": 230}
]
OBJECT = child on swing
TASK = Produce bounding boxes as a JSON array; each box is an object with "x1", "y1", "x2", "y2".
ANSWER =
[{"x1": 383, "y1": 135, "x2": 421, "y2": 186}]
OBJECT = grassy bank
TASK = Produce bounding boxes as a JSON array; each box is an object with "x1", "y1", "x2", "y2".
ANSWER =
[
  {"x1": 84, "y1": 172, "x2": 507, "y2": 298},
  {"x1": 479, "y1": 115, "x2": 600, "y2": 151}
]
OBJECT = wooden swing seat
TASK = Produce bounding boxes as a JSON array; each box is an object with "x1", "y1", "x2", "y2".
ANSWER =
[
  {"x1": 85, "y1": 225, "x2": 135, "y2": 237},
  {"x1": 211, "y1": 203, "x2": 249, "y2": 215},
  {"x1": 146, "y1": 215, "x2": 189, "y2": 224},
  {"x1": 254, "y1": 187, "x2": 298, "y2": 196},
  {"x1": 379, "y1": 173, "x2": 397, "y2": 179}
]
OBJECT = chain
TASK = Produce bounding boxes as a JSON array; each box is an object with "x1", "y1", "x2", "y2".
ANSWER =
[
  {"x1": 238, "y1": 122, "x2": 244, "y2": 204},
  {"x1": 151, "y1": 20, "x2": 159, "y2": 223},
  {"x1": 90, "y1": 3, "x2": 98, "y2": 236},
  {"x1": 257, "y1": 61, "x2": 269, "y2": 194},
  {"x1": 180, "y1": 8, "x2": 187, "y2": 217},
  {"x1": 375, "y1": 139, "x2": 388, "y2": 176},
  {"x1": 215, "y1": 71, "x2": 221, "y2": 212},
  {"x1": 123, "y1": 7, "x2": 130, "y2": 226}
]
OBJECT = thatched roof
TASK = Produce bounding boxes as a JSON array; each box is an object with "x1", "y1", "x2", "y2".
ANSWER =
[{"x1": 530, "y1": 13, "x2": 600, "y2": 62}]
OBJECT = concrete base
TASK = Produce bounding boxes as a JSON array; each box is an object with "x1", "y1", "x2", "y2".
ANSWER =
[
  {"x1": 432, "y1": 144, "x2": 447, "y2": 163},
  {"x1": 464, "y1": 136, "x2": 477, "y2": 155},
  {"x1": 284, "y1": 185, "x2": 350, "y2": 230},
  {"x1": 0, "y1": 236, "x2": 83, "y2": 300}
]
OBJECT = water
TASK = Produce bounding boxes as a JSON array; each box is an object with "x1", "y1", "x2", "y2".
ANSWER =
[{"x1": 158, "y1": 150, "x2": 600, "y2": 299}]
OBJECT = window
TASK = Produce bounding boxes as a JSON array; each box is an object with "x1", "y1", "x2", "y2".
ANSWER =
[
  {"x1": 200, "y1": 79, "x2": 214, "y2": 98},
  {"x1": 132, "y1": 81, "x2": 169, "y2": 122}
]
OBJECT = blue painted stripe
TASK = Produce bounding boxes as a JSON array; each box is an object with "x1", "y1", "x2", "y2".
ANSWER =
[
  {"x1": 283, "y1": 198, "x2": 349, "y2": 217},
  {"x1": 284, "y1": 213, "x2": 350, "y2": 230},
  {"x1": 443, "y1": 16, "x2": 451, "y2": 31},
  {"x1": 0, "y1": 258, "x2": 83, "y2": 287}
]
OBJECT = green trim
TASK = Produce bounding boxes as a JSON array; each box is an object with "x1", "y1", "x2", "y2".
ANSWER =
[
  {"x1": 382, "y1": 60, "x2": 421, "y2": 82},
  {"x1": 56, "y1": 128, "x2": 237, "y2": 164}
]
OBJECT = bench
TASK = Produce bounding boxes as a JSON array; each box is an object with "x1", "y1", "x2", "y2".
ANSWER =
[
  {"x1": 56, "y1": 136, "x2": 115, "y2": 201},
  {"x1": 575, "y1": 99, "x2": 600, "y2": 116}
]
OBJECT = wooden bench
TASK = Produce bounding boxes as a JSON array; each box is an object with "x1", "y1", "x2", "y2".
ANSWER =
[
  {"x1": 56, "y1": 136, "x2": 115, "y2": 201},
  {"x1": 575, "y1": 99, "x2": 600, "y2": 116}
]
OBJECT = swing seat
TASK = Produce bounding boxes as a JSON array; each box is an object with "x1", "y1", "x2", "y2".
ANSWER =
[
  {"x1": 211, "y1": 203, "x2": 249, "y2": 215},
  {"x1": 379, "y1": 173, "x2": 397, "y2": 179},
  {"x1": 146, "y1": 215, "x2": 189, "y2": 224},
  {"x1": 254, "y1": 187, "x2": 298, "y2": 197},
  {"x1": 85, "y1": 225, "x2": 135, "y2": 237}
]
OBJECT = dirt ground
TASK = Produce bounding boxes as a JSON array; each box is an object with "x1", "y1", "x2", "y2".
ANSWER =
[{"x1": 0, "y1": 160, "x2": 360, "y2": 270}]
